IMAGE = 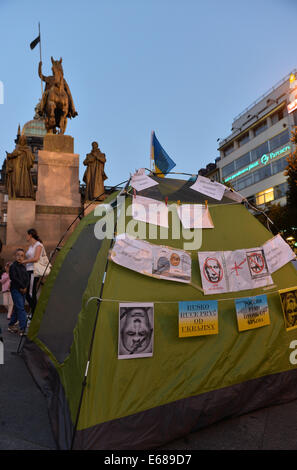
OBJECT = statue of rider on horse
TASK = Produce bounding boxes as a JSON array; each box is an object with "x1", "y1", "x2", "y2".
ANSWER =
[{"x1": 38, "y1": 57, "x2": 78, "y2": 134}]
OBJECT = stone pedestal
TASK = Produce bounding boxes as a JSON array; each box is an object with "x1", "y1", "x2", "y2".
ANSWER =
[
  {"x1": 83, "y1": 201, "x2": 103, "y2": 217},
  {"x1": 35, "y1": 135, "x2": 81, "y2": 244},
  {"x1": 6, "y1": 199, "x2": 36, "y2": 246},
  {"x1": 36, "y1": 151, "x2": 80, "y2": 208}
]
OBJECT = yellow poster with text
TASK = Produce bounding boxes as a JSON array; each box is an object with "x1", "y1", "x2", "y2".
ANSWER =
[
  {"x1": 178, "y1": 301, "x2": 218, "y2": 337},
  {"x1": 235, "y1": 294, "x2": 270, "y2": 332}
]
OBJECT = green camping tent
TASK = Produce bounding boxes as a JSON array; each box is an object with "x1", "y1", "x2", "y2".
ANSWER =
[{"x1": 23, "y1": 176, "x2": 297, "y2": 450}]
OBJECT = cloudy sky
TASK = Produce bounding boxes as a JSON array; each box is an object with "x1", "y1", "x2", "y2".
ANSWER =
[{"x1": 0, "y1": 0, "x2": 296, "y2": 186}]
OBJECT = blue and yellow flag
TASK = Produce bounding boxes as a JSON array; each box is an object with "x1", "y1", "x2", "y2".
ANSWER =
[{"x1": 151, "y1": 131, "x2": 176, "y2": 177}]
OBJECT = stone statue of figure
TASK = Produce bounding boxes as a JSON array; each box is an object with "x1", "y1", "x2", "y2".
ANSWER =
[
  {"x1": 83, "y1": 142, "x2": 108, "y2": 201},
  {"x1": 38, "y1": 57, "x2": 78, "y2": 135},
  {"x1": 5, "y1": 135, "x2": 35, "y2": 199}
]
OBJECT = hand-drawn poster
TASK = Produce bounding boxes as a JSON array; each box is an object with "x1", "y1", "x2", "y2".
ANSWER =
[
  {"x1": 110, "y1": 234, "x2": 191, "y2": 283},
  {"x1": 152, "y1": 245, "x2": 192, "y2": 283},
  {"x1": 132, "y1": 195, "x2": 169, "y2": 228},
  {"x1": 118, "y1": 303, "x2": 154, "y2": 359},
  {"x1": 130, "y1": 169, "x2": 159, "y2": 191},
  {"x1": 198, "y1": 251, "x2": 228, "y2": 294},
  {"x1": 110, "y1": 234, "x2": 153, "y2": 275},
  {"x1": 190, "y1": 175, "x2": 226, "y2": 200},
  {"x1": 226, "y1": 249, "x2": 273, "y2": 292},
  {"x1": 263, "y1": 234, "x2": 296, "y2": 273},
  {"x1": 176, "y1": 204, "x2": 214, "y2": 229},
  {"x1": 246, "y1": 248, "x2": 270, "y2": 280},
  {"x1": 198, "y1": 249, "x2": 273, "y2": 295},
  {"x1": 279, "y1": 286, "x2": 297, "y2": 331},
  {"x1": 178, "y1": 300, "x2": 218, "y2": 337},
  {"x1": 234, "y1": 294, "x2": 270, "y2": 332}
]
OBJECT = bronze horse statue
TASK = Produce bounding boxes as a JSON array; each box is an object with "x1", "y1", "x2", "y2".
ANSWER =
[{"x1": 38, "y1": 57, "x2": 78, "y2": 134}]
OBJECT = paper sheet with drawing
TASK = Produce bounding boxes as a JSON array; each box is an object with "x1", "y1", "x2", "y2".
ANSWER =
[{"x1": 111, "y1": 234, "x2": 191, "y2": 283}]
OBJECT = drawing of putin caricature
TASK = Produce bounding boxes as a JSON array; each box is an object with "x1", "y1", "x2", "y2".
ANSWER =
[
  {"x1": 204, "y1": 257, "x2": 223, "y2": 284},
  {"x1": 282, "y1": 291, "x2": 297, "y2": 328},
  {"x1": 119, "y1": 304, "x2": 154, "y2": 358}
]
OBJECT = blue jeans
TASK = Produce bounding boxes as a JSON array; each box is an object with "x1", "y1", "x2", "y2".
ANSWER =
[{"x1": 9, "y1": 288, "x2": 27, "y2": 331}]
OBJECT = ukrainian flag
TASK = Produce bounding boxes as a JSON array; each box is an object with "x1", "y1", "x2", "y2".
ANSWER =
[{"x1": 151, "y1": 131, "x2": 176, "y2": 178}]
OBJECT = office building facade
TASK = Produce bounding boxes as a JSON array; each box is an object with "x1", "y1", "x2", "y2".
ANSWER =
[{"x1": 217, "y1": 71, "x2": 297, "y2": 207}]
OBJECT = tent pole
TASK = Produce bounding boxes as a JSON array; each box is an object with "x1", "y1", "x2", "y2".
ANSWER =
[{"x1": 70, "y1": 178, "x2": 131, "y2": 450}]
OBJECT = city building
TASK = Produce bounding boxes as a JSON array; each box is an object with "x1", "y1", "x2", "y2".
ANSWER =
[
  {"x1": 217, "y1": 70, "x2": 297, "y2": 207},
  {"x1": 198, "y1": 157, "x2": 221, "y2": 182}
]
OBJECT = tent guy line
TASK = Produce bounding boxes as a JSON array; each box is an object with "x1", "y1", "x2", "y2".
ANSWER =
[{"x1": 85, "y1": 287, "x2": 283, "y2": 305}]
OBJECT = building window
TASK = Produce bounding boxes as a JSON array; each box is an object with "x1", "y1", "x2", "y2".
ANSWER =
[
  {"x1": 237, "y1": 132, "x2": 249, "y2": 147},
  {"x1": 274, "y1": 182, "x2": 288, "y2": 200},
  {"x1": 253, "y1": 120, "x2": 267, "y2": 137},
  {"x1": 3, "y1": 213, "x2": 7, "y2": 223},
  {"x1": 269, "y1": 129, "x2": 289, "y2": 152},
  {"x1": 236, "y1": 152, "x2": 250, "y2": 170},
  {"x1": 223, "y1": 142, "x2": 234, "y2": 157},
  {"x1": 236, "y1": 174, "x2": 254, "y2": 191},
  {"x1": 271, "y1": 155, "x2": 288, "y2": 175},
  {"x1": 270, "y1": 108, "x2": 284, "y2": 125},
  {"x1": 3, "y1": 194, "x2": 8, "y2": 202},
  {"x1": 222, "y1": 161, "x2": 235, "y2": 178},
  {"x1": 250, "y1": 141, "x2": 269, "y2": 162},
  {"x1": 255, "y1": 188, "x2": 274, "y2": 206}
]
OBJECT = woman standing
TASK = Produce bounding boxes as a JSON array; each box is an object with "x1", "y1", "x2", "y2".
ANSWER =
[{"x1": 22, "y1": 228, "x2": 43, "y2": 315}]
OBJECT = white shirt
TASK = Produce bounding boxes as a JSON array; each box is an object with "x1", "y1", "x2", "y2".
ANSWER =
[{"x1": 26, "y1": 241, "x2": 42, "y2": 271}]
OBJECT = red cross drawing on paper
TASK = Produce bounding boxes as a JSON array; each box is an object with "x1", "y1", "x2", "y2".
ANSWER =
[{"x1": 231, "y1": 258, "x2": 246, "y2": 276}]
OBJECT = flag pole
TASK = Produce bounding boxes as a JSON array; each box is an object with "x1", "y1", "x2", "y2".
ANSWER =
[
  {"x1": 150, "y1": 130, "x2": 154, "y2": 173},
  {"x1": 38, "y1": 22, "x2": 43, "y2": 96}
]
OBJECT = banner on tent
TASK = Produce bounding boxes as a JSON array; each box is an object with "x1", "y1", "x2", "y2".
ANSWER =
[
  {"x1": 178, "y1": 300, "x2": 218, "y2": 337},
  {"x1": 263, "y1": 234, "x2": 296, "y2": 274},
  {"x1": 198, "y1": 249, "x2": 273, "y2": 295},
  {"x1": 110, "y1": 234, "x2": 192, "y2": 283},
  {"x1": 190, "y1": 175, "x2": 226, "y2": 200},
  {"x1": 130, "y1": 169, "x2": 159, "y2": 192},
  {"x1": 234, "y1": 294, "x2": 270, "y2": 332}
]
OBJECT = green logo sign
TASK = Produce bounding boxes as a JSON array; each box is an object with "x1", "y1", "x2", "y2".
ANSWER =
[
  {"x1": 224, "y1": 144, "x2": 291, "y2": 183},
  {"x1": 261, "y1": 154, "x2": 269, "y2": 165}
]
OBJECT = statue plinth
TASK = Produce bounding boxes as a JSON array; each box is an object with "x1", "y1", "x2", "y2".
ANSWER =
[
  {"x1": 43, "y1": 134, "x2": 74, "y2": 153},
  {"x1": 34, "y1": 135, "x2": 81, "y2": 243},
  {"x1": 6, "y1": 199, "x2": 36, "y2": 246}
]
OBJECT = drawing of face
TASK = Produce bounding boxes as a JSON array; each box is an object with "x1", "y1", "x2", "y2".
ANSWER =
[
  {"x1": 156, "y1": 256, "x2": 170, "y2": 274},
  {"x1": 204, "y1": 257, "x2": 222, "y2": 283},
  {"x1": 121, "y1": 308, "x2": 152, "y2": 354},
  {"x1": 284, "y1": 292, "x2": 297, "y2": 326},
  {"x1": 170, "y1": 253, "x2": 180, "y2": 267}
]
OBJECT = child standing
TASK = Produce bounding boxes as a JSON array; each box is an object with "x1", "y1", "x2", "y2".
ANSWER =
[
  {"x1": 1, "y1": 262, "x2": 13, "y2": 319},
  {"x1": 7, "y1": 249, "x2": 29, "y2": 336}
]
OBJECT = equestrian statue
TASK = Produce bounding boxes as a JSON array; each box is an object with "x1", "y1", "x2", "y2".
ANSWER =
[{"x1": 38, "y1": 57, "x2": 78, "y2": 134}]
